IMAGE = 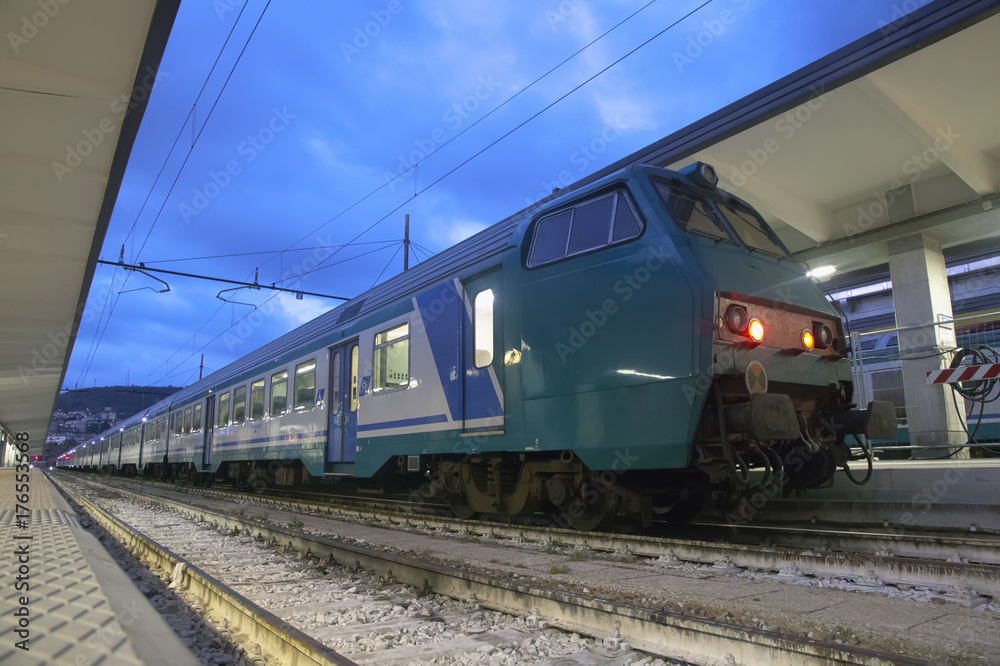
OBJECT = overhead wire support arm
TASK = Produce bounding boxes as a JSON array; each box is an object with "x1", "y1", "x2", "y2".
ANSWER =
[{"x1": 96, "y1": 259, "x2": 351, "y2": 301}]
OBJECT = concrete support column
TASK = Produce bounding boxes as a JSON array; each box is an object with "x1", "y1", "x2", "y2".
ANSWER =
[{"x1": 887, "y1": 235, "x2": 967, "y2": 459}]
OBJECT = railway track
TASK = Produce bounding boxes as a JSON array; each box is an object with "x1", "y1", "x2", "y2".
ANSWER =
[
  {"x1": 97, "y1": 474, "x2": 1000, "y2": 602},
  {"x1": 53, "y1": 471, "x2": 1000, "y2": 664}
]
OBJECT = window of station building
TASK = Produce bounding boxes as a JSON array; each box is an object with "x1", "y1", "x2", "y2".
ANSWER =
[
  {"x1": 270, "y1": 370, "x2": 288, "y2": 416},
  {"x1": 373, "y1": 323, "x2": 409, "y2": 392},
  {"x1": 233, "y1": 386, "x2": 247, "y2": 424},
  {"x1": 192, "y1": 403, "x2": 202, "y2": 431},
  {"x1": 183, "y1": 407, "x2": 192, "y2": 434},
  {"x1": 293, "y1": 360, "x2": 316, "y2": 411},
  {"x1": 474, "y1": 290, "x2": 494, "y2": 368},
  {"x1": 249, "y1": 379, "x2": 265, "y2": 420},
  {"x1": 527, "y1": 189, "x2": 642, "y2": 268},
  {"x1": 217, "y1": 392, "x2": 230, "y2": 427}
]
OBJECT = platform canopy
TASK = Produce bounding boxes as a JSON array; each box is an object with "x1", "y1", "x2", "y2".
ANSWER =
[
  {"x1": 587, "y1": 0, "x2": 1000, "y2": 283},
  {"x1": 0, "y1": 0, "x2": 179, "y2": 453}
]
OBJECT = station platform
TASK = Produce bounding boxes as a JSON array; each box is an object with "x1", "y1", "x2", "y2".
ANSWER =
[
  {"x1": 755, "y1": 458, "x2": 1000, "y2": 532},
  {"x1": 0, "y1": 468, "x2": 199, "y2": 666}
]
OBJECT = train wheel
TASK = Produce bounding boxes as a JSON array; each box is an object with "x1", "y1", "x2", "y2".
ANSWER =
[
  {"x1": 564, "y1": 482, "x2": 621, "y2": 532},
  {"x1": 448, "y1": 492, "x2": 479, "y2": 520}
]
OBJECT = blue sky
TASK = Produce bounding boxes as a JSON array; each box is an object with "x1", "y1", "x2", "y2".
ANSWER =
[{"x1": 66, "y1": 0, "x2": 923, "y2": 389}]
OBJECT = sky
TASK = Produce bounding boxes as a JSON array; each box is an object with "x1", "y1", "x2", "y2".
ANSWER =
[{"x1": 65, "y1": 0, "x2": 926, "y2": 390}]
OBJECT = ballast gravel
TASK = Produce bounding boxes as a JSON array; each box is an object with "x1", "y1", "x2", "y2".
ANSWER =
[{"x1": 84, "y1": 486, "x2": 657, "y2": 665}]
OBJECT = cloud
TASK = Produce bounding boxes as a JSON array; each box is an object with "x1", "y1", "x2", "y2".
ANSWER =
[{"x1": 275, "y1": 292, "x2": 333, "y2": 326}]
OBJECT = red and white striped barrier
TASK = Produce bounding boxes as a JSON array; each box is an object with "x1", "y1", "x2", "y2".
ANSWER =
[{"x1": 926, "y1": 364, "x2": 1000, "y2": 384}]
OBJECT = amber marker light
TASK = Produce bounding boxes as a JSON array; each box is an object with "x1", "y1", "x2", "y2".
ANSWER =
[
  {"x1": 748, "y1": 318, "x2": 764, "y2": 343},
  {"x1": 801, "y1": 328, "x2": 815, "y2": 350}
]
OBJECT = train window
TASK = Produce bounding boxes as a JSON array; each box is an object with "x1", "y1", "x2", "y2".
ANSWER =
[
  {"x1": 654, "y1": 180, "x2": 724, "y2": 240},
  {"x1": 373, "y1": 323, "x2": 410, "y2": 392},
  {"x1": 474, "y1": 290, "x2": 494, "y2": 368},
  {"x1": 331, "y1": 352, "x2": 341, "y2": 415},
  {"x1": 567, "y1": 195, "x2": 615, "y2": 255},
  {"x1": 250, "y1": 379, "x2": 265, "y2": 419},
  {"x1": 716, "y1": 201, "x2": 786, "y2": 258},
  {"x1": 218, "y1": 392, "x2": 230, "y2": 428},
  {"x1": 887, "y1": 335, "x2": 899, "y2": 348},
  {"x1": 530, "y1": 210, "x2": 572, "y2": 265},
  {"x1": 527, "y1": 190, "x2": 642, "y2": 267},
  {"x1": 233, "y1": 386, "x2": 247, "y2": 424},
  {"x1": 173, "y1": 411, "x2": 182, "y2": 435},
  {"x1": 270, "y1": 370, "x2": 288, "y2": 416},
  {"x1": 192, "y1": 403, "x2": 202, "y2": 431},
  {"x1": 350, "y1": 346, "x2": 359, "y2": 412},
  {"x1": 293, "y1": 360, "x2": 316, "y2": 411},
  {"x1": 183, "y1": 407, "x2": 192, "y2": 434}
]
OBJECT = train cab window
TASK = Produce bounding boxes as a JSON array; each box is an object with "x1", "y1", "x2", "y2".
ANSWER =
[
  {"x1": 527, "y1": 190, "x2": 642, "y2": 267},
  {"x1": 270, "y1": 370, "x2": 288, "y2": 415},
  {"x1": 192, "y1": 403, "x2": 202, "y2": 431},
  {"x1": 293, "y1": 360, "x2": 316, "y2": 411},
  {"x1": 887, "y1": 335, "x2": 899, "y2": 348},
  {"x1": 654, "y1": 180, "x2": 724, "y2": 240},
  {"x1": 715, "y1": 200, "x2": 786, "y2": 257},
  {"x1": 233, "y1": 386, "x2": 247, "y2": 424},
  {"x1": 250, "y1": 379, "x2": 265, "y2": 419},
  {"x1": 373, "y1": 323, "x2": 410, "y2": 392},
  {"x1": 218, "y1": 392, "x2": 231, "y2": 427},
  {"x1": 350, "y1": 346, "x2": 359, "y2": 412},
  {"x1": 474, "y1": 290, "x2": 494, "y2": 368},
  {"x1": 183, "y1": 407, "x2": 192, "y2": 434}
]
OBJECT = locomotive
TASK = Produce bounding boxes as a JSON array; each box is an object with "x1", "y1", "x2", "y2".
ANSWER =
[{"x1": 61, "y1": 162, "x2": 896, "y2": 529}]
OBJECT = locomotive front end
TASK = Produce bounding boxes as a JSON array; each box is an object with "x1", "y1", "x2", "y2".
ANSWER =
[{"x1": 652, "y1": 162, "x2": 896, "y2": 502}]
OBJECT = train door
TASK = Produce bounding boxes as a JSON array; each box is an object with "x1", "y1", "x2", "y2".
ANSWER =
[
  {"x1": 328, "y1": 341, "x2": 359, "y2": 463},
  {"x1": 139, "y1": 421, "x2": 147, "y2": 468},
  {"x1": 203, "y1": 397, "x2": 215, "y2": 470},
  {"x1": 462, "y1": 272, "x2": 505, "y2": 431}
]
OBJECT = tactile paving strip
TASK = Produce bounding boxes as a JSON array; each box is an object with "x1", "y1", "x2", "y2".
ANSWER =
[{"x1": 0, "y1": 470, "x2": 146, "y2": 665}]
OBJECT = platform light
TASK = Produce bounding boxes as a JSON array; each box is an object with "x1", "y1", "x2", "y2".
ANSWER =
[
  {"x1": 801, "y1": 328, "x2": 815, "y2": 350},
  {"x1": 748, "y1": 318, "x2": 764, "y2": 343},
  {"x1": 807, "y1": 264, "x2": 836, "y2": 279}
]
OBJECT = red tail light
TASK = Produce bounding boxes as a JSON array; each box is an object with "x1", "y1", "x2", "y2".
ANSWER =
[
  {"x1": 748, "y1": 318, "x2": 764, "y2": 343},
  {"x1": 801, "y1": 328, "x2": 815, "y2": 350}
]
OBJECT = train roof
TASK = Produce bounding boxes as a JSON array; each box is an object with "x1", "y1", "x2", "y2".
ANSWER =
[{"x1": 91, "y1": 163, "x2": 644, "y2": 440}]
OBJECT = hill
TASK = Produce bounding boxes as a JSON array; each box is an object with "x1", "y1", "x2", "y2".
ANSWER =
[{"x1": 57, "y1": 385, "x2": 181, "y2": 421}]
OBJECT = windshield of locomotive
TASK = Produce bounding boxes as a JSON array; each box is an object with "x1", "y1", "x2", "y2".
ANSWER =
[{"x1": 653, "y1": 179, "x2": 788, "y2": 258}]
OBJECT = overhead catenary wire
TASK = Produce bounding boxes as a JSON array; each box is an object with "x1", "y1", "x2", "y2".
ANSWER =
[
  {"x1": 279, "y1": 0, "x2": 713, "y2": 287},
  {"x1": 100, "y1": 1, "x2": 712, "y2": 387}
]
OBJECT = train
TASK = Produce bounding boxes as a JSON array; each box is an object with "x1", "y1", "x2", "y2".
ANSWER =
[
  {"x1": 59, "y1": 162, "x2": 896, "y2": 529},
  {"x1": 852, "y1": 323, "x2": 1000, "y2": 448}
]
